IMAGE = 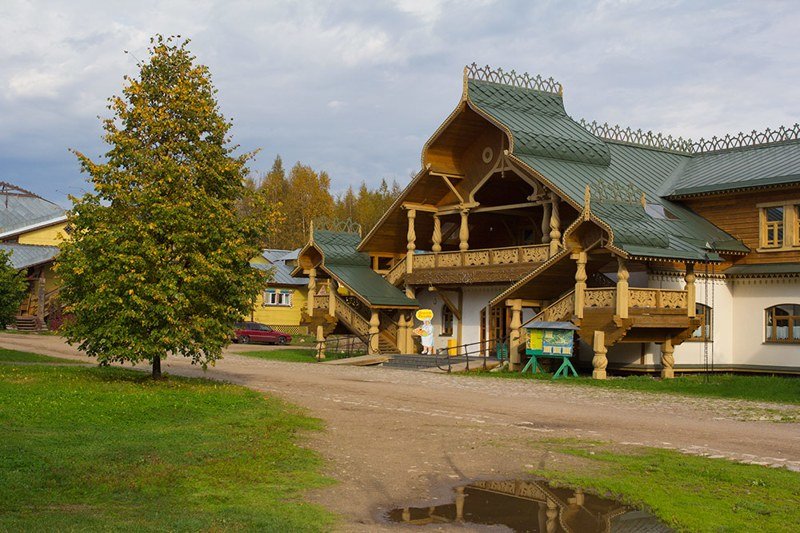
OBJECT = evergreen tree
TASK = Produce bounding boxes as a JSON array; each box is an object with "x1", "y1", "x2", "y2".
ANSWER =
[
  {"x1": 0, "y1": 251, "x2": 26, "y2": 328},
  {"x1": 58, "y1": 35, "x2": 268, "y2": 378}
]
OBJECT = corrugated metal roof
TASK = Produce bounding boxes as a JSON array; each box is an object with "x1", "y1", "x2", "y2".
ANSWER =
[
  {"x1": 0, "y1": 182, "x2": 65, "y2": 235},
  {"x1": 312, "y1": 230, "x2": 417, "y2": 307},
  {"x1": 253, "y1": 248, "x2": 306, "y2": 286},
  {"x1": 725, "y1": 262, "x2": 800, "y2": 276},
  {"x1": 0, "y1": 243, "x2": 59, "y2": 269},
  {"x1": 669, "y1": 142, "x2": 800, "y2": 197}
]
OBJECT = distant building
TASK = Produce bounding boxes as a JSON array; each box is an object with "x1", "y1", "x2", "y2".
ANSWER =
[
  {"x1": 250, "y1": 249, "x2": 309, "y2": 335},
  {"x1": 0, "y1": 182, "x2": 68, "y2": 330}
]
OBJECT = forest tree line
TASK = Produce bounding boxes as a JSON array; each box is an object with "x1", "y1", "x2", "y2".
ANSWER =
[{"x1": 243, "y1": 155, "x2": 402, "y2": 250}]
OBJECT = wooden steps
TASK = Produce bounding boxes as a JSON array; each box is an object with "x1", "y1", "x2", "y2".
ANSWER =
[{"x1": 14, "y1": 315, "x2": 40, "y2": 331}]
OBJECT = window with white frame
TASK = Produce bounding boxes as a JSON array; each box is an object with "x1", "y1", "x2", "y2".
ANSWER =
[{"x1": 263, "y1": 289, "x2": 293, "y2": 307}]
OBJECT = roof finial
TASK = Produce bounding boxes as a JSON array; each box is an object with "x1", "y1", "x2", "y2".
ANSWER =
[
  {"x1": 640, "y1": 192, "x2": 647, "y2": 208},
  {"x1": 583, "y1": 185, "x2": 591, "y2": 221},
  {"x1": 309, "y1": 219, "x2": 314, "y2": 245}
]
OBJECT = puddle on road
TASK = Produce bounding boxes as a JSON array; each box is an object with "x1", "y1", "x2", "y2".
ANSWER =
[{"x1": 385, "y1": 479, "x2": 670, "y2": 532}]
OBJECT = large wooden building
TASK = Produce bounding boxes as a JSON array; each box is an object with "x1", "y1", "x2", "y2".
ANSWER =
[{"x1": 296, "y1": 64, "x2": 800, "y2": 376}]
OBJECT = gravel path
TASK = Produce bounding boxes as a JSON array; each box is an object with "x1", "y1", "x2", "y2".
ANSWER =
[{"x1": 2, "y1": 333, "x2": 799, "y2": 531}]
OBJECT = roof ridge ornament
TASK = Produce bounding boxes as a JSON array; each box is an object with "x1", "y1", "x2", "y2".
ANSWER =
[
  {"x1": 465, "y1": 63, "x2": 563, "y2": 95},
  {"x1": 579, "y1": 120, "x2": 694, "y2": 153},
  {"x1": 581, "y1": 119, "x2": 800, "y2": 154},
  {"x1": 312, "y1": 217, "x2": 362, "y2": 237},
  {"x1": 692, "y1": 123, "x2": 800, "y2": 153}
]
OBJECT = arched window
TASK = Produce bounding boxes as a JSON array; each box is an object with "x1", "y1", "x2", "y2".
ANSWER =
[
  {"x1": 441, "y1": 304, "x2": 454, "y2": 337},
  {"x1": 690, "y1": 303, "x2": 712, "y2": 341},
  {"x1": 765, "y1": 304, "x2": 800, "y2": 343}
]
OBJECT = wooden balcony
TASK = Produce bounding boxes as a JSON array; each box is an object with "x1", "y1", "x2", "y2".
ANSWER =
[{"x1": 399, "y1": 244, "x2": 551, "y2": 285}]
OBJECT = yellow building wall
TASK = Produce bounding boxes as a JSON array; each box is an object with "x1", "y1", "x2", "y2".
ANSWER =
[
  {"x1": 17, "y1": 222, "x2": 68, "y2": 246},
  {"x1": 251, "y1": 286, "x2": 308, "y2": 327}
]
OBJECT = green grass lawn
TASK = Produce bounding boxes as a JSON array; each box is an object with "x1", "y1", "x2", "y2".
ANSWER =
[
  {"x1": 0, "y1": 348, "x2": 82, "y2": 364},
  {"x1": 0, "y1": 364, "x2": 335, "y2": 532},
  {"x1": 532, "y1": 439, "x2": 800, "y2": 532},
  {"x1": 473, "y1": 369, "x2": 800, "y2": 405},
  {"x1": 241, "y1": 348, "x2": 364, "y2": 363}
]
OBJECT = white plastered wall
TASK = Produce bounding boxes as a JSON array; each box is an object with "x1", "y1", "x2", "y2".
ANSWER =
[{"x1": 730, "y1": 277, "x2": 800, "y2": 368}]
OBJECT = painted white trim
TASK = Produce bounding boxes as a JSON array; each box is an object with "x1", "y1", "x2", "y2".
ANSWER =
[{"x1": 0, "y1": 215, "x2": 67, "y2": 239}]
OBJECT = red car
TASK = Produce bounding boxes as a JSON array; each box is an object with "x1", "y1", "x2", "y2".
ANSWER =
[{"x1": 233, "y1": 322, "x2": 292, "y2": 345}]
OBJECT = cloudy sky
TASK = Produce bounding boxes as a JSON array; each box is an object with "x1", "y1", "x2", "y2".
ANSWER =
[{"x1": 1, "y1": 0, "x2": 798, "y2": 206}]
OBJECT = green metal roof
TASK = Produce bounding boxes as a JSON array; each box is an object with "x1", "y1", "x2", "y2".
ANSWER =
[
  {"x1": 468, "y1": 79, "x2": 611, "y2": 166},
  {"x1": 669, "y1": 142, "x2": 800, "y2": 197},
  {"x1": 312, "y1": 230, "x2": 417, "y2": 308},
  {"x1": 724, "y1": 262, "x2": 800, "y2": 276},
  {"x1": 465, "y1": 79, "x2": 749, "y2": 261}
]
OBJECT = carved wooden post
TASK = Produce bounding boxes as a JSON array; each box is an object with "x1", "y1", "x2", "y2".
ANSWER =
[
  {"x1": 397, "y1": 313, "x2": 407, "y2": 353},
  {"x1": 616, "y1": 257, "x2": 629, "y2": 319},
  {"x1": 661, "y1": 337, "x2": 675, "y2": 379},
  {"x1": 508, "y1": 299, "x2": 523, "y2": 371},
  {"x1": 405, "y1": 287, "x2": 415, "y2": 350},
  {"x1": 541, "y1": 202, "x2": 551, "y2": 244},
  {"x1": 573, "y1": 252, "x2": 587, "y2": 319},
  {"x1": 368, "y1": 310, "x2": 380, "y2": 355},
  {"x1": 459, "y1": 208, "x2": 470, "y2": 251},
  {"x1": 37, "y1": 275, "x2": 46, "y2": 328},
  {"x1": 431, "y1": 214, "x2": 442, "y2": 253},
  {"x1": 592, "y1": 330, "x2": 607, "y2": 380},
  {"x1": 316, "y1": 324, "x2": 326, "y2": 360},
  {"x1": 307, "y1": 267, "x2": 316, "y2": 317},
  {"x1": 549, "y1": 193, "x2": 561, "y2": 255},
  {"x1": 406, "y1": 208, "x2": 416, "y2": 274},
  {"x1": 685, "y1": 263, "x2": 696, "y2": 317},
  {"x1": 328, "y1": 279, "x2": 337, "y2": 317}
]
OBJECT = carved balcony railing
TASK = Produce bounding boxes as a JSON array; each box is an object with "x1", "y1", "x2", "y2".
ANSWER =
[
  {"x1": 384, "y1": 257, "x2": 407, "y2": 286},
  {"x1": 313, "y1": 295, "x2": 329, "y2": 309},
  {"x1": 528, "y1": 291, "x2": 576, "y2": 325},
  {"x1": 628, "y1": 288, "x2": 687, "y2": 309},
  {"x1": 412, "y1": 244, "x2": 551, "y2": 270}
]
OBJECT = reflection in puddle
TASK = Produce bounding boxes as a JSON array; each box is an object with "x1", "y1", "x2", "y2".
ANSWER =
[{"x1": 386, "y1": 479, "x2": 671, "y2": 532}]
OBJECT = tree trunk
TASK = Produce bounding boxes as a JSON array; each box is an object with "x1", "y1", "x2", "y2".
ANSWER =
[{"x1": 152, "y1": 355, "x2": 162, "y2": 379}]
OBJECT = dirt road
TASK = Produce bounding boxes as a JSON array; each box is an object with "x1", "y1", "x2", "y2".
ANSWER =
[{"x1": 2, "y1": 333, "x2": 799, "y2": 531}]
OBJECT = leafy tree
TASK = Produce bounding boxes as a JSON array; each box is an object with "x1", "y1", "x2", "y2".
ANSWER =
[
  {"x1": 0, "y1": 250, "x2": 26, "y2": 328},
  {"x1": 58, "y1": 35, "x2": 268, "y2": 378},
  {"x1": 281, "y1": 162, "x2": 334, "y2": 247}
]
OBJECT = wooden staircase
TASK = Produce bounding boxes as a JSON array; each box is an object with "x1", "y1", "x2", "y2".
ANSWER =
[
  {"x1": 311, "y1": 293, "x2": 401, "y2": 355},
  {"x1": 14, "y1": 315, "x2": 41, "y2": 331},
  {"x1": 527, "y1": 287, "x2": 700, "y2": 350}
]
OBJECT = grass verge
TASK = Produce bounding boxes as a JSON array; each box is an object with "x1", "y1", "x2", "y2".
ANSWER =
[
  {"x1": 0, "y1": 348, "x2": 82, "y2": 364},
  {"x1": 471, "y1": 369, "x2": 800, "y2": 405},
  {"x1": 532, "y1": 439, "x2": 800, "y2": 532},
  {"x1": 0, "y1": 364, "x2": 335, "y2": 532},
  {"x1": 241, "y1": 348, "x2": 364, "y2": 363}
]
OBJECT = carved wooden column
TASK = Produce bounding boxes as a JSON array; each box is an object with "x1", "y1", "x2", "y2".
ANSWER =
[
  {"x1": 431, "y1": 214, "x2": 442, "y2": 253},
  {"x1": 307, "y1": 267, "x2": 316, "y2": 317},
  {"x1": 573, "y1": 251, "x2": 587, "y2": 319},
  {"x1": 315, "y1": 324, "x2": 326, "y2": 360},
  {"x1": 368, "y1": 310, "x2": 380, "y2": 355},
  {"x1": 549, "y1": 193, "x2": 561, "y2": 255},
  {"x1": 406, "y1": 208, "x2": 416, "y2": 274},
  {"x1": 328, "y1": 279, "x2": 337, "y2": 317},
  {"x1": 685, "y1": 263, "x2": 696, "y2": 317},
  {"x1": 616, "y1": 257, "x2": 629, "y2": 319},
  {"x1": 405, "y1": 287, "x2": 415, "y2": 351},
  {"x1": 459, "y1": 208, "x2": 470, "y2": 251},
  {"x1": 397, "y1": 312, "x2": 407, "y2": 354},
  {"x1": 661, "y1": 337, "x2": 675, "y2": 379},
  {"x1": 541, "y1": 202, "x2": 551, "y2": 244},
  {"x1": 592, "y1": 330, "x2": 608, "y2": 380},
  {"x1": 508, "y1": 299, "x2": 523, "y2": 371}
]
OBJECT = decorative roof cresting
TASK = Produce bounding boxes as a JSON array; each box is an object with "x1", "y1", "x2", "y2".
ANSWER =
[
  {"x1": 581, "y1": 120, "x2": 800, "y2": 155},
  {"x1": 465, "y1": 63, "x2": 563, "y2": 95}
]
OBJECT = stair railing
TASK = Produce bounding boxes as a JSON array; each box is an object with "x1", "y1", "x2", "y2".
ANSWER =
[{"x1": 434, "y1": 336, "x2": 510, "y2": 373}]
